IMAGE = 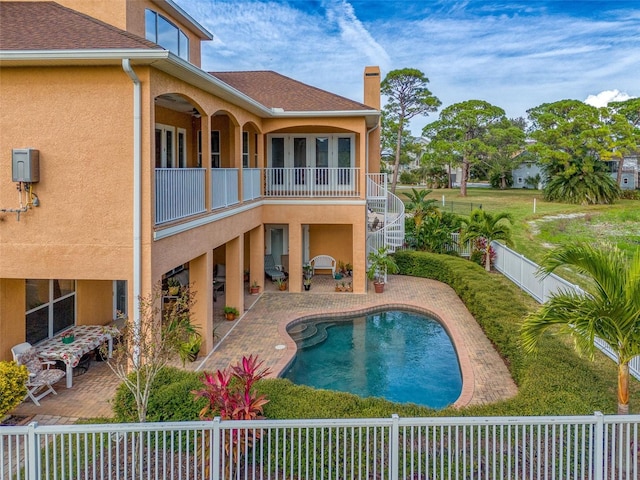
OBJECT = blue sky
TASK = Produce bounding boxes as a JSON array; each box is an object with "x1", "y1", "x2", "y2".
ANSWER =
[{"x1": 181, "y1": 0, "x2": 640, "y2": 134}]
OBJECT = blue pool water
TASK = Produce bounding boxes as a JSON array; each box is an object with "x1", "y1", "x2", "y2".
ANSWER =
[{"x1": 284, "y1": 310, "x2": 462, "y2": 409}]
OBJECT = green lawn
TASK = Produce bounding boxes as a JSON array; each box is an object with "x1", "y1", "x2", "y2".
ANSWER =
[{"x1": 397, "y1": 186, "x2": 640, "y2": 282}]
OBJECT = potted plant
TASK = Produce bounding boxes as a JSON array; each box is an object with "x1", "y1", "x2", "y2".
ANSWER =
[
  {"x1": 249, "y1": 280, "x2": 260, "y2": 295},
  {"x1": 345, "y1": 263, "x2": 353, "y2": 277},
  {"x1": 303, "y1": 264, "x2": 313, "y2": 280},
  {"x1": 303, "y1": 277, "x2": 311, "y2": 291},
  {"x1": 274, "y1": 278, "x2": 287, "y2": 291},
  {"x1": 243, "y1": 269, "x2": 250, "y2": 283},
  {"x1": 224, "y1": 306, "x2": 239, "y2": 321},
  {"x1": 167, "y1": 277, "x2": 180, "y2": 296},
  {"x1": 61, "y1": 330, "x2": 75, "y2": 344},
  {"x1": 179, "y1": 332, "x2": 202, "y2": 365},
  {"x1": 367, "y1": 246, "x2": 399, "y2": 293}
]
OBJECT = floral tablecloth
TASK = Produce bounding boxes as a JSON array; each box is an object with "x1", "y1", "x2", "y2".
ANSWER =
[{"x1": 36, "y1": 324, "x2": 119, "y2": 368}]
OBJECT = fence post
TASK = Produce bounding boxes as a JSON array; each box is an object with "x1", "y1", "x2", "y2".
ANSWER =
[
  {"x1": 391, "y1": 414, "x2": 399, "y2": 480},
  {"x1": 212, "y1": 417, "x2": 221, "y2": 480},
  {"x1": 594, "y1": 411, "x2": 604, "y2": 480},
  {"x1": 27, "y1": 421, "x2": 38, "y2": 480}
]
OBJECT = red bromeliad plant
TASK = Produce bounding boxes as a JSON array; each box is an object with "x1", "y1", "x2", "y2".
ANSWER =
[{"x1": 192, "y1": 355, "x2": 271, "y2": 461}]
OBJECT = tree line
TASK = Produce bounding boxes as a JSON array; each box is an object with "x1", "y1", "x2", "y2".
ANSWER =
[{"x1": 381, "y1": 68, "x2": 640, "y2": 205}]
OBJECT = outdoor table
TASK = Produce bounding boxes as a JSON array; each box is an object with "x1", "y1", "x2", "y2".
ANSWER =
[{"x1": 35, "y1": 324, "x2": 119, "y2": 388}]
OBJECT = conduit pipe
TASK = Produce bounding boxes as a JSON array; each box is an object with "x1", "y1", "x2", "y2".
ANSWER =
[{"x1": 122, "y1": 59, "x2": 142, "y2": 365}]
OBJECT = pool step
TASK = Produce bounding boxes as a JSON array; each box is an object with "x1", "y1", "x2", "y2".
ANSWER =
[{"x1": 289, "y1": 322, "x2": 335, "y2": 349}]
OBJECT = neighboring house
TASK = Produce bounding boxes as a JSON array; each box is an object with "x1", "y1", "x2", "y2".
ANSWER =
[
  {"x1": 512, "y1": 161, "x2": 544, "y2": 189},
  {"x1": 0, "y1": 0, "x2": 403, "y2": 360},
  {"x1": 605, "y1": 156, "x2": 639, "y2": 190},
  {"x1": 512, "y1": 155, "x2": 640, "y2": 191}
]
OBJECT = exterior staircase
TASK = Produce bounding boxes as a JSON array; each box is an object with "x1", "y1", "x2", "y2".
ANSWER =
[{"x1": 366, "y1": 174, "x2": 405, "y2": 261}]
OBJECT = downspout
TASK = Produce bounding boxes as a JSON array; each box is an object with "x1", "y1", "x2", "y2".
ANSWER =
[
  {"x1": 365, "y1": 122, "x2": 379, "y2": 293},
  {"x1": 122, "y1": 59, "x2": 141, "y2": 365}
]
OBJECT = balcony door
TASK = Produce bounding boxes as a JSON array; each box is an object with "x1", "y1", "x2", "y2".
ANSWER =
[{"x1": 156, "y1": 124, "x2": 187, "y2": 168}]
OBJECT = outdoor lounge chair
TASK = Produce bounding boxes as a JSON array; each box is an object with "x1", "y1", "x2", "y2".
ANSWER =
[
  {"x1": 264, "y1": 254, "x2": 286, "y2": 281},
  {"x1": 12, "y1": 343, "x2": 66, "y2": 406}
]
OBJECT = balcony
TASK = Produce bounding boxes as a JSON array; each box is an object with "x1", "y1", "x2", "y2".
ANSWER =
[{"x1": 155, "y1": 167, "x2": 361, "y2": 225}]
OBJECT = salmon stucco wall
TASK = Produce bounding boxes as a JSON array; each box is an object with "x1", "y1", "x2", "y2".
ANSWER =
[
  {"x1": 0, "y1": 279, "x2": 26, "y2": 360},
  {"x1": 0, "y1": 66, "x2": 134, "y2": 281},
  {"x1": 76, "y1": 280, "x2": 115, "y2": 325}
]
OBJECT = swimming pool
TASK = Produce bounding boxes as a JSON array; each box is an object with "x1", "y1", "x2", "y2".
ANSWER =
[{"x1": 284, "y1": 310, "x2": 462, "y2": 409}]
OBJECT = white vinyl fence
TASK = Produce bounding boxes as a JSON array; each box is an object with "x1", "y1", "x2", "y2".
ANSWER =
[
  {"x1": 491, "y1": 242, "x2": 640, "y2": 380},
  {"x1": 2, "y1": 413, "x2": 638, "y2": 480}
]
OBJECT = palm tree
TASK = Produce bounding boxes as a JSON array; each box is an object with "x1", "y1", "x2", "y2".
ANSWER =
[
  {"x1": 404, "y1": 188, "x2": 439, "y2": 229},
  {"x1": 521, "y1": 243, "x2": 640, "y2": 414},
  {"x1": 460, "y1": 209, "x2": 513, "y2": 271}
]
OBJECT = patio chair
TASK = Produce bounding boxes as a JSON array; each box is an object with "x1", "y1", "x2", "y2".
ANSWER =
[
  {"x1": 12, "y1": 344, "x2": 66, "y2": 406},
  {"x1": 310, "y1": 255, "x2": 336, "y2": 276},
  {"x1": 264, "y1": 254, "x2": 286, "y2": 281}
]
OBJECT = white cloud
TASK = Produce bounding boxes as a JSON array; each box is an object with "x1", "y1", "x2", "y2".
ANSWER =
[
  {"x1": 180, "y1": 0, "x2": 640, "y2": 134},
  {"x1": 584, "y1": 90, "x2": 634, "y2": 108}
]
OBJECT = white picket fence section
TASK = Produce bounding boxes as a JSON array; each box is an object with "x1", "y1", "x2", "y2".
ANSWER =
[
  {"x1": 2, "y1": 413, "x2": 638, "y2": 480},
  {"x1": 491, "y1": 241, "x2": 640, "y2": 380}
]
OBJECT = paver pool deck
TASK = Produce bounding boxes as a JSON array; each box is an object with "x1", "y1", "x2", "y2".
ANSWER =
[{"x1": 9, "y1": 275, "x2": 517, "y2": 423}]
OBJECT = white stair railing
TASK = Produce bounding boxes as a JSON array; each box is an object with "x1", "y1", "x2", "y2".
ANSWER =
[{"x1": 366, "y1": 174, "x2": 405, "y2": 260}]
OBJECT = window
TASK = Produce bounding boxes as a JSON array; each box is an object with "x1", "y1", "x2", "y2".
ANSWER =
[
  {"x1": 114, "y1": 280, "x2": 127, "y2": 318},
  {"x1": 211, "y1": 131, "x2": 220, "y2": 168},
  {"x1": 197, "y1": 130, "x2": 202, "y2": 168},
  {"x1": 268, "y1": 134, "x2": 354, "y2": 171},
  {"x1": 177, "y1": 128, "x2": 186, "y2": 168},
  {"x1": 242, "y1": 131, "x2": 250, "y2": 168},
  {"x1": 155, "y1": 124, "x2": 175, "y2": 168},
  {"x1": 145, "y1": 9, "x2": 189, "y2": 61},
  {"x1": 26, "y1": 279, "x2": 76, "y2": 344}
]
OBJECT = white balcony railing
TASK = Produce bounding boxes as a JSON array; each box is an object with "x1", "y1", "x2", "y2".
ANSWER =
[
  {"x1": 155, "y1": 167, "x2": 365, "y2": 225},
  {"x1": 155, "y1": 168, "x2": 206, "y2": 224},
  {"x1": 265, "y1": 167, "x2": 360, "y2": 197},
  {"x1": 242, "y1": 168, "x2": 261, "y2": 201},
  {"x1": 211, "y1": 168, "x2": 239, "y2": 210},
  {"x1": 2, "y1": 413, "x2": 638, "y2": 479}
]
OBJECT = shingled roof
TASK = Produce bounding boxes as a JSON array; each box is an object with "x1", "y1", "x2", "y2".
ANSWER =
[
  {"x1": 0, "y1": 2, "x2": 160, "y2": 51},
  {"x1": 210, "y1": 71, "x2": 373, "y2": 112}
]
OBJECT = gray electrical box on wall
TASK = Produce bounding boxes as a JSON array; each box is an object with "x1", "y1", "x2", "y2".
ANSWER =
[{"x1": 12, "y1": 148, "x2": 39, "y2": 182}]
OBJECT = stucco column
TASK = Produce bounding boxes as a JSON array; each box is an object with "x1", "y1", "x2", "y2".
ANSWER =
[
  {"x1": 0, "y1": 279, "x2": 25, "y2": 360},
  {"x1": 234, "y1": 125, "x2": 244, "y2": 204},
  {"x1": 200, "y1": 114, "x2": 211, "y2": 209},
  {"x1": 353, "y1": 214, "x2": 367, "y2": 293},
  {"x1": 257, "y1": 132, "x2": 265, "y2": 195},
  {"x1": 288, "y1": 222, "x2": 302, "y2": 292},
  {"x1": 249, "y1": 225, "x2": 265, "y2": 292},
  {"x1": 189, "y1": 251, "x2": 214, "y2": 352},
  {"x1": 225, "y1": 235, "x2": 244, "y2": 313}
]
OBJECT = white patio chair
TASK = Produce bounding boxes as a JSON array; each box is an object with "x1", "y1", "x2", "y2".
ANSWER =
[{"x1": 12, "y1": 344, "x2": 66, "y2": 406}]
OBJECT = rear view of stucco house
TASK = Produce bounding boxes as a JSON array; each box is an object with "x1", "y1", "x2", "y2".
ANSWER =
[{"x1": 0, "y1": 0, "x2": 403, "y2": 362}]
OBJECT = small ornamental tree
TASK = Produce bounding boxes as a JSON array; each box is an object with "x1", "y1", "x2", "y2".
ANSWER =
[
  {"x1": 104, "y1": 284, "x2": 197, "y2": 422},
  {"x1": 0, "y1": 361, "x2": 29, "y2": 416},
  {"x1": 192, "y1": 355, "x2": 271, "y2": 462}
]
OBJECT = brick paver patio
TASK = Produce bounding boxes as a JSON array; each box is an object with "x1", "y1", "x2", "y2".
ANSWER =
[{"x1": 8, "y1": 275, "x2": 517, "y2": 424}]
